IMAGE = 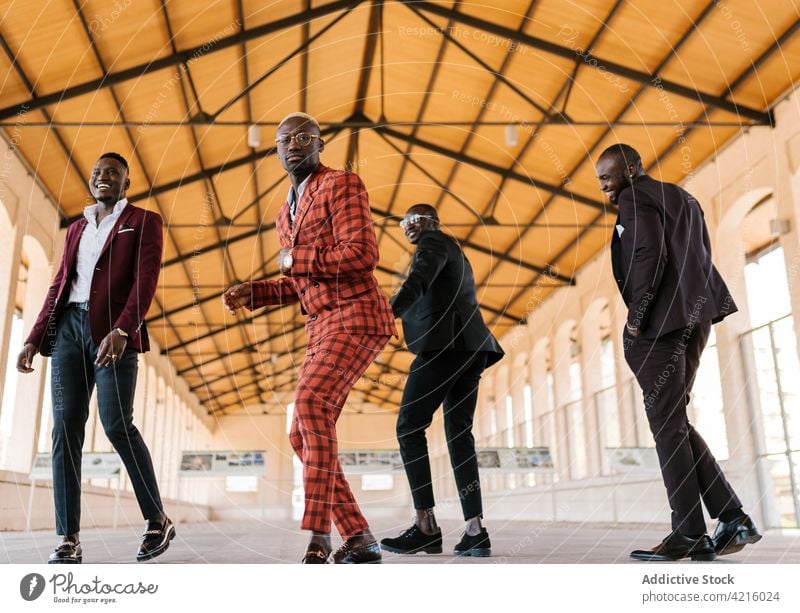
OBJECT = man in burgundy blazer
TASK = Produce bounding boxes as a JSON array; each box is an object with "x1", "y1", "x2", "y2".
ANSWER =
[
  {"x1": 16, "y1": 153, "x2": 175, "y2": 564},
  {"x1": 223, "y1": 113, "x2": 396, "y2": 564}
]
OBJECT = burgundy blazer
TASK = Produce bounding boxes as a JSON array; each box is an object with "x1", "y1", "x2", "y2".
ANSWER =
[
  {"x1": 26, "y1": 203, "x2": 164, "y2": 356},
  {"x1": 249, "y1": 164, "x2": 396, "y2": 342}
]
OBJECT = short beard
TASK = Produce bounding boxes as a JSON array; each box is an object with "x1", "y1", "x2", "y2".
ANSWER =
[{"x1": 95, "y1": 191, "x2": 121, "y2": 206}]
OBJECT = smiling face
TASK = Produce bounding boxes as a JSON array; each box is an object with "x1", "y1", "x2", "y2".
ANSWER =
[
  {"x1": 89, "y1": 157, "x2": 129, "y2": 205},
  {"x1": 401, "y1": 205, "x2": 439, "y2": 245},
  {"x1": 275, "y1": 117, "x2": 324, "y2": 178},
  {"x1": 595, "y1": 154, "x2": 632, "y2": 205}
]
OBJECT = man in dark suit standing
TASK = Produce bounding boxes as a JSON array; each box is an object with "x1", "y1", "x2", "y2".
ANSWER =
[
  {"x1": 596, "y1": 143, "x2": 760, "y2": 561},
  {"x1": 380, "y1": 204, "x2": 503, "y2": 558},
  {"x1": 16, "y1": 153, "x2": 174, "y2": 564}
]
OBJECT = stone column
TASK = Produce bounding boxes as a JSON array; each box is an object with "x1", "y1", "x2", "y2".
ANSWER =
[{"x1": 1, "y1": 239, "x2": 54, "y2": 473}]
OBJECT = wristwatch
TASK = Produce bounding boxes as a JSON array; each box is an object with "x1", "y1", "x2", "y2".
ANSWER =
[
  {"x1": 113, "y1": 328, "x2": 129, "y2": 338},
  {"x1": 281, "y1": 250, "x2": 294, "y2": 271}
]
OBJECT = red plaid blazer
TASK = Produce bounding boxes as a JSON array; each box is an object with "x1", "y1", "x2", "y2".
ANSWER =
[{"x1": 248, "y1": 164, "x2": 396, "y2": 341}]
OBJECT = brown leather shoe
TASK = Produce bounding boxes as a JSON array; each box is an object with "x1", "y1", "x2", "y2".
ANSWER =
[
  {"x1": 630, "y1": 532, "x2": 717, "y2": 562},
  {"x1": 329, "y1": 537, "x2": 382, "y2": 564}
]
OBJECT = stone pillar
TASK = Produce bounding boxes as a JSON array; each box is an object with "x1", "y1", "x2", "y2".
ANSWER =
[
  {"x1": 493, "y1": 364, "x2": 511, "y2": 447},
  {"x1": 0, "y1": 204, "x2": 22, "y2": 413},
  {"x1": 1, "y1": 239, "x2": 54, "y2": 473},
  {"x1": 775, "y1": 142, "x2": 800, "y2": 382},
  {"x1": 714, "y1": 191, "x2": 774, "y2": 528},
  {"x1": 552, "y1": 323, "x2": 575, "y2": 480},
  {"x1": 611, "y1": 302, "x2": 641, "y2": 447},
  {"x1": 509, "y1": 353, "x2": 528, "y2": 447},
  {"x1": 529, "y1": 340, "x2": 553, "y2": 450},
  {"x1": 580, "y1": 302, "x2": 604, "y2": 477}
]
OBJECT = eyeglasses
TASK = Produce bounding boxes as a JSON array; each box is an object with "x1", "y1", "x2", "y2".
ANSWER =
[
  {"x1": 275, "y1": 132, "x2": 321, "y2": 147},
  {"x1": 399, "y1": 214, "x2": 435, "y2": 229}
]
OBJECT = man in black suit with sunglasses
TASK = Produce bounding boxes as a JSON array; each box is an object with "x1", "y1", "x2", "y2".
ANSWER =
[{"x1": 380, "y1": 204, "x2": 503, "y2": 558}]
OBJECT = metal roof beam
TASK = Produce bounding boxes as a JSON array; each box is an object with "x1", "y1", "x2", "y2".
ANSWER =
[
  {"x1": 0, "y1": 0, "x2": 365, "y2": 121},
  {"x1": 401, "y1": 0, "x2": 772, "y2": 125},
  {"x1": 376, "y1": 125, "x2": 608, "y2": 213}
]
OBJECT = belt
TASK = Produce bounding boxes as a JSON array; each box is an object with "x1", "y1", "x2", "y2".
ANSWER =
[{"x1": 68, "y1": 301, "x2": 89, "y2": 311}]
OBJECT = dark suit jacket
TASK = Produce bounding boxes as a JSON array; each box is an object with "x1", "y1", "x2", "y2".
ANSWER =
[
  {"x1": 391, "y1": 230, "x2": 503, "y2": 365},
  {"x1": 26, "y1": 203, "x2": 164, "y2": 356},
  {"x1": 611, "y1": 174, "x2": 737, "y2": 339},
  {"x1": 248, "y1": 164, "x2": 396, "y2": 341}
]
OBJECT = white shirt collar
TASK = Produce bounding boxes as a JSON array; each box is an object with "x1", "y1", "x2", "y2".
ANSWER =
[
  {"x1": 83, "y1": 197, "x2": 128, "y2": 225},
  {"x1": 286, "y1": 174, "x2": 312, "y2": 203}
]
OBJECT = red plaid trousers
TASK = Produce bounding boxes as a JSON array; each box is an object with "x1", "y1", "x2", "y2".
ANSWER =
[{"x1": 289, "y1": 332, "x2": 390, "y2": 536}]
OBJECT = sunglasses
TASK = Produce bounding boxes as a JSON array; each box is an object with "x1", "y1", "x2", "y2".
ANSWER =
[
  {"x1": 275, "y1": 132, "x2": 321, "y2": 147},
  {"x1": 399, "y1": 214, "x2": 435, "y2": 229}
]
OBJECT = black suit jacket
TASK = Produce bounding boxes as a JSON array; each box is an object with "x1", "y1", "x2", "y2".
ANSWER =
[
  {"x1": 391, "y1": 230, "x2": 504, "y2": 365},
  {"x1": 611, "y1": 174, "x2": 737, "y2": 339}
]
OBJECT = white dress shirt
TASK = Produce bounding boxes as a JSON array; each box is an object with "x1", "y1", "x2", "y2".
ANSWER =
[
  {"x1": 287, "y1": 174, "x2": 311, "y2": 224},
  {"x1": 68, "y1": 198, "x2": 129, "y2": 303}
]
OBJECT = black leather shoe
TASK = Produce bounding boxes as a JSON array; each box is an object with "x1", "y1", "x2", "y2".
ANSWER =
[
  {"x1": 712, "y1": 514, "x2": 762, "y2": 555},
  {"x1": 329, "y1": 536, "x2": 382, "y2": 564},
  {"x1": 454, "y1": 528, "x2": 491, "y2": 557},
  {"x1": 48, "y1": 538, "x2": 82, "y2": 564},
  {"x1": 301, "y1": 543, "x2": 330, "y2": 564},
  {"x1": 137, "y1": 517, "x2": 176, "y2": 562},
  {"x1": 630, "y1": 532, "x2": 717, "y2": 562},
  {"x1": 381, "y1": 524, "x2": 443, "y2": 555}
]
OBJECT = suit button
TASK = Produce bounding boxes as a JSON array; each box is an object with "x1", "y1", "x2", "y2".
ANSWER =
[
  {"x1": 313, "y1": 281, "x2": 319, "y2": 288},
  {"x1": 309, "y1": 314, "x2": 317, "y2": 321}
]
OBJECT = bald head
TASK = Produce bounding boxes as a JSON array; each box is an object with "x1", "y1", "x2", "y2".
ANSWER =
[
  {"x1": 595, "y1": 143, "x2": 645, "y2": 204},
  {"x1": 599, "y1": 143, "x2": 642, "y2": 170}
]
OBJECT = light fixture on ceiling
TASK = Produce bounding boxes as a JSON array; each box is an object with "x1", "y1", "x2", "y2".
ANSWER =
[
  {"x1": 504, "y1": 124, "x2": 518, "y2": 147},
  {"x1": 247, "y1": 124, "x2": 261, "y2": 148}
]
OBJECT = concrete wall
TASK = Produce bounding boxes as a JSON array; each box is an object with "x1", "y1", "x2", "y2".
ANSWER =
[{"x1": 0, "y1": 469, "x2": 209, "y2": 532}]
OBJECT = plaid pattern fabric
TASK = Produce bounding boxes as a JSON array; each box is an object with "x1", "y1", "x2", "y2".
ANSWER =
[
  {"x1": 246, "y1": 164, "x2": 396, "y2": 535},
  {"x1": 248, "y1": 164, "x2": 396, "y2": 341},
  {"x1": 289, "y1": 333, "x2": 390, "y2": 536}
]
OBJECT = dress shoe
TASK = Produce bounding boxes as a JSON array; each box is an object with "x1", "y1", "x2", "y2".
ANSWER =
[
  {"x1": 301, "y1": 543, "x2": 330, "y2": 564},
  {"x1": 329, "y1": 535, "x2": 382, "y2": 564},
  {"x1": 630, "y1": 532, "x2": 717, "y2": 562},
  {"x1": 454, "y1": 528, "x2": 491, "y2": 557},
  {"x1": 380, "y1": 524, "x2": 443, "y2": 555},
  {"x1": 137, "y1": 517, "x2": 176, "y2": 562},
  {"x1": 712, "y1": 514, "x2": 762, "y2": 555},
  {"x1": 48, "y1": 538, "x2": 82, "y2": 564}
]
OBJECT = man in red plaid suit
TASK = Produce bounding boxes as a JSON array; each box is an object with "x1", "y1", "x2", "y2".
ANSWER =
[{"x1": 223, "y1": 113, "x2": 396, "y2": 564}]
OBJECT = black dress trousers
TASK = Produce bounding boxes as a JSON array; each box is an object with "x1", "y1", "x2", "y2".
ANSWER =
[
  {"x1": 623, "y1": 320, "x2": 741, "y2": 535},
  {"x1": 396, "y1": 350, "x2": 488, "y2": 520}
]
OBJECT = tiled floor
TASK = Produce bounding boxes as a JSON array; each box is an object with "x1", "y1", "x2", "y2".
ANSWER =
[{"x1": 2, "y1": 519, "x2": 798, "y2": 564}]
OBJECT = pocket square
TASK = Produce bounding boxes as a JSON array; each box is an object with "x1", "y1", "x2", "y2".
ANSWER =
[
  {"x1": 616, "y1": 224, "x2": 625, "y2": 237},
  {"x1": 118, "y1": 227, "x2": 135, "y2": 234}
]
